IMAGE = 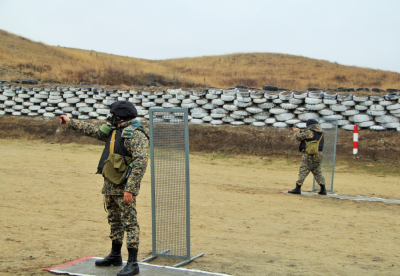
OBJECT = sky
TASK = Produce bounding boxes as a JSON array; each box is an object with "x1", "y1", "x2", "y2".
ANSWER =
[{"x1": 1, "y1": 0, "x2": 399, "y2": 73}]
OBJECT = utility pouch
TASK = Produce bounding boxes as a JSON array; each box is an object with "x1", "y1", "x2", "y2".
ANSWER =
[
  {"x1": 100, "y1": 124, "x2": 112, "y2": 135},
  {"x1": 305, "y1": 134, "x2": 323, "y2": 155},
  {"x1": 102, "y1": 153, "x2": 132, "y2": 185}
]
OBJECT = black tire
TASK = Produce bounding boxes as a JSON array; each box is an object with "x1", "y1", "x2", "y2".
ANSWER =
[
  {"x1": 22, "y1": 79, "x2": 39, "y2": 84},
  {"x1": 146, "y1": 81, "x2": 158, "y2": 87},
  {"x1": 235, "y1": 84, "x2": 248, "y2": 89},
  {"x1": 356, "y1": 87, "x2": 370, "y2": 91},
  {"x1": 371, "y1": 87, "x2": 382, "y2": 93},
  {"x1": 263, "y1": 85, "x2": 278, "y2": 91}
]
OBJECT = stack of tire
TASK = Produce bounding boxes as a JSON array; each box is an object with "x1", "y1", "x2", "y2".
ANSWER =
[{"x1": 0, "y1": 84, "x2": 399, "y2": 132}]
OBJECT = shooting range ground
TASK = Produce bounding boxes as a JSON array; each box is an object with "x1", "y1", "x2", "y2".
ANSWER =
[{"x1": 0, "y1": 140, "x2": 399, "y2": 276}]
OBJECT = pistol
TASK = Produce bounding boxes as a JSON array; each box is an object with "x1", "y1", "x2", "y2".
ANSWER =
[{"x1": 53, "y1": 112, "x2": 67, "y2": 124}]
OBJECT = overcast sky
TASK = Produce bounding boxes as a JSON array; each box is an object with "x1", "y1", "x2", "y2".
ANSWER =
[{"x1": 1, "y1": 0, "x2": 399, "y2": 73}]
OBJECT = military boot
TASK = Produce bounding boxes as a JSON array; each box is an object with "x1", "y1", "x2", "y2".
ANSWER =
[
  {"x1": 288, "y1": 184, "x2": 301, "y2": 194},
  {"x1": 95, "y1": 241, "x2": 123, "y2": 266},
  {"x1": 117, "y1": 248, "x2": 139, "y2": 276},
  {"x1": 318, "y1": 185, "x2": 327, "y2": 195}
]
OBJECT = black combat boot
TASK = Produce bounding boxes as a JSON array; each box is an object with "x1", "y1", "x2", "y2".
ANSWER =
[
  {"x1": 117, "y1": 248, "x2": 139, "y2": 276},
  {"x1": 318, "y1": 185, "x2": 327, "y2": 195},
  {"x1": 288, "y1": 184, "x2": 301, "y2": 194},
  {"x1": 95, "y1": 241, "x2": 123, "y2": 266}
]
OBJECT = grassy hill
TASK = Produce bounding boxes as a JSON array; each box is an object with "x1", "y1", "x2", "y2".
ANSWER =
[{"x1": 1, "y1": 29, "x2": 400, "y2": 90}]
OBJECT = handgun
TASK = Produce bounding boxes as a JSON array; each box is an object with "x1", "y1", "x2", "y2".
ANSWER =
[{"x1": 53, "y1": 112, "x2": 67, "y2": 124}]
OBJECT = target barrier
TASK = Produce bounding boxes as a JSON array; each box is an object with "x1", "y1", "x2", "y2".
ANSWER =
[
  {"x1": 142, "y1": 108, "x2": 203, "y2": 267},
  {"x1": 312, "y1": 118, "x2": 338, "y2": 193}
]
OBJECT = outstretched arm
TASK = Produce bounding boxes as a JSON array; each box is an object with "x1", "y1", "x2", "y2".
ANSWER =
[{"x1": 57, "y1": 115, "x2": 108, "y2": 142}]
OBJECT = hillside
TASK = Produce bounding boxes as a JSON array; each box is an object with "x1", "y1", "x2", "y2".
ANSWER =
[{"x1": 1, "y1": 29, "x2": 400, "y2": 90}]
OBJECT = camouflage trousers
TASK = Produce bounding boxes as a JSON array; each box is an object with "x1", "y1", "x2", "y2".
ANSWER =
[
  {"x1": 296, "y1": 153, "x2": 326, "y2": 186},
  {"x1": 105, "y1": 195, "x2": 140, "y2": 249}
]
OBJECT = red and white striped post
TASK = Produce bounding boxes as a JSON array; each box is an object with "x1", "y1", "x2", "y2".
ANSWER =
[{"x1": 353, "y1": 125, "x2": 358, "y2": 154}]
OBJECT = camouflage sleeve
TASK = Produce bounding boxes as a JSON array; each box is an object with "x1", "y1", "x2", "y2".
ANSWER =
[
  {"x1": 124, "y1": 131, "x2": 149, "y2": 196},
  {"x1": 295, "y1": 128, "x2": 314, "y2": 141},
  {"x1": 68, "y1": 119, "x2": 108, "y2": 142}
]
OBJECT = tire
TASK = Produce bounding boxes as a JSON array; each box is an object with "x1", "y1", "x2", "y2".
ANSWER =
[
  {"x1": 358, "y1": 121, "x2": 375, "y2": 128},
  {"x1": 295, "y1": 122, "x2": 307, "y2": 129},
  {"x1": 212, "y1": 99, "x2": 225, "y2": 106},
  {"x1": 265, "y1": 118, "x2": 276, "y2": 124},
  {"x1": 382, "y1": 122, "x2": 400, "y2": 128},
  {"x1": 370, "y1": 125, "x2": 385, "y2": 130},
  {"x1": 230, "y1": 121, "x2": 245, "y2": 126},
  {"x1": 253, "y1": 98, "x2": 267, "y2": 104},
  {"x1": 305, "y1": 103, "x2": 325, "y2": 110},
  {"x1": 348, "y1": 114, "x2": 372, "y2": 123},
  {"x1": 275, "y1": 113, "x2": 294, "y2": 121},
  {"x1": 308, "y1": 91, "x2": 323, "y2": 99},
  {"x1": 235, "y1": 85, "x2": 248, "y2": 89},
  {"x1": 384, "y1": 93, "x2": 400, "y2": 100},
  {"x1": 258, "y1": 103, "x2": 276, "y2": 109},
  {"x1": 190, "y1": 119, "x2": 204, "y2": 124},
  {"x1": 246, "y1": 107, "x2": 263, "y2": 114},
  {"x1": 330, "y1": 104, "x2": 348, "y2": 112},
  {"x1": 285, "y1": 119, "x2": 301, "y2": 125},
  {"x1": 337, "y1": 119, "x2": 349, "y2": 125},
  {"x1": 264, "y1": 91, "x2": 279, "y2": 99},
  {"x1": 323, "y1": 99, "x2": 337, "y2": 105},
  {"x1": 337, "y1": 93, "x2": 353, "y2": 101},
  {"x1": 210, "y1": 120, "x2": 223, "y2": 125},
  {"x1": 253, "y1": 112, "x2": 270, "y2": 120},
  {"x1": 369, "y1": 104, "x2": 385, "y2": 111},
  {"x1": 386, "y1": 103, "x2": 400, "y2": 110},
  {"x1": 289, "y1": 99, "x2": 303, "y2": 105},
  {"x1": 318, "y1": 109, "x2": 334, "y2": 116},
  {"x1": 263, "y1": 85, "x2": 278, "y2": 91},
  {"x1": 342, "y1": 124, "x2": 356, "y2": 131},
  {"x1": 375, "y1": 115, "x2": 399, "y2": 124},
  {"x1": 367, "y1": 110, "x2": 386, "y2": 116},
  {"x1": 293, "y1": 91, "x2": 308, "y2": 99},
  {"x1": 320, "y1": 123, "x2": 334, "y2": 129},
  {"x1": 252, "y1": 122, "x2": 266, "y2": 127},
  {"x1": 221, "y1": 95, "x2": 235, "y2": 101},
  {"x1": 298, "y1": 112, "x2": 319, "y2": 121},
  {"x1": 355, "y1": 105, "x2": 368, "y2": 111},
  {"x1": 305, "y1": 98, "x2": 322, "y2": 104},
  {"x1": 281, "y1": 103, "x2": 298, "y2": 109},
  {"x1": 342, "y1": 110, "x2": 359, "y2": 116},
  {"x1": 223, "y1": 104, "x2": 238, "y2": 111},
  {"x1": 233, "y1": 110, "x2": 249, "y2": 116},
  {"x1": 269, "y1": 108, "x2": 288, "y2": 114},
  {"x1": 353, "y1": 95, "x2": 368, "y2": 102},
  {"x1": 273, "y1": 122, "x2": 287, "y2": 128},
  {"x1": 323, "y1": 91, "x2": 337, "y2": 99},
  {"x1": 279, "y1": 91, "x2": 293, "y2": 101}
]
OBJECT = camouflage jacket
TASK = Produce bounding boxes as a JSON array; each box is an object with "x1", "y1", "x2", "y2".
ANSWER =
[
  {"x1": 68, "y1": 119, "x2": 149, "y2": 196},
  {"x1": 294, "y1": 124, "x2": 324, "y2": 155},
  {"x1": 294, "y1": 123, "x2": 323, "y2": 141}
]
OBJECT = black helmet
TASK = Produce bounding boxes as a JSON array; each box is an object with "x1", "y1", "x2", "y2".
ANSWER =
[
  {"x1": 306, "y1": 119, "x2": 318, "y2": 126},
  {"x1": 110, "y1": 101, "x2": 138, "y2": 120}
]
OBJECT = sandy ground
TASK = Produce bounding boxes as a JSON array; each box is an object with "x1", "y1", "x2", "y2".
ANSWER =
[{"x1": 0, "y1": 139, "x2": 399, "y2": 276}]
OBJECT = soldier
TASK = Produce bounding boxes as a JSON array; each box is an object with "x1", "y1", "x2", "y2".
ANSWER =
[
  {"x1": 57, "y1": 101, "x2": 149, "y2": 276},
  {"x1": 288, "y1": 118, "x2": 327, "y2": 195}
]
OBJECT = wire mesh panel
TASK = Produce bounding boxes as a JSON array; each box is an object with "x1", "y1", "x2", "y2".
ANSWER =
[
  {"x1": 313, "y1": 118, "x2": 338, "y2": 192},
  {"x1": 149, "y1": 108, "x2": 190, "y2": 261}
]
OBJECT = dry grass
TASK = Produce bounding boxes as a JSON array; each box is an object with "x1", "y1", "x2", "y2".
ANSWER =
[{"x1": 1, "y1": 29, "x2": 400, "y2": 89}]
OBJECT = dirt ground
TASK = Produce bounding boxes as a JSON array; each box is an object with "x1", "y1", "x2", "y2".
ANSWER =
[{"x1": 0, "y1": 137, "x2": 399, "y2": 276}]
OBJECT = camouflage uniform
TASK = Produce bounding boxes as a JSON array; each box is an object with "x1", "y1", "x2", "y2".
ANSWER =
[
  {"x1": 294, "y1": 123, "x2": 326, "y2": 186},
  {"x1": 68, "y1": 119, "x2": 149, "y2": 249}
]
